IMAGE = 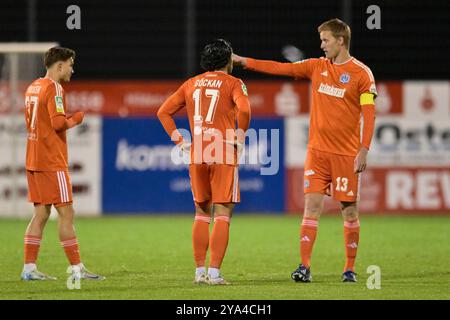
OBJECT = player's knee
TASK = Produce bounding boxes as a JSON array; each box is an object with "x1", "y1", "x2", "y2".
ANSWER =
[
  {"x1": 341, "y1": 201, "x2": 358, "y2": 220},
  {"x1": 60, "y1": 213, "x2": 74, "y2": 223},
  {"x1": 33, "y1": 214, "x2": 49, "y2": 226},
  {"x1": 214, "y1": 203, "x2": 234, "y2": 217},
  {"x1": 195, "y1": 201, "x2": 211, "y2": 215},
  {"x1": 31, "y1": 209, "x2": 50, "y2": 225},
  {"x1": 304, "y1": 200, "x2": 323, "y2": 218},
  {"x1": 56, "y1": 206, "x2": 75, "y2": 221},
  {"x1": 343, "y1": 211, "x2": 359, "y2": 221}
]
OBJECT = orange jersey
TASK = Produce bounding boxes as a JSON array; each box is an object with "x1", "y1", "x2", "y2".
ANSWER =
[
  {"x1": 25, "y1": 77, "x2": 69, "y2": 171},
  {"x1": 247, "y1": 57, "x2": 377, "y2": 156},
  {"x1": 158, "y1": 71, "x2": 251, "y2": 165}
]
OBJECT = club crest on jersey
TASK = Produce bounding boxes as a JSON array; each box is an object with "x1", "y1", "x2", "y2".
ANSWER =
[
  {"x1": 339, "y1": 73, "x2": 350, "y2": 84},
  {"x1": 55, "y1": 96, "x2": 65, "y2": 113},
  {"x1": 340, "y1": 73, "x2": 350, "y2": 84}
]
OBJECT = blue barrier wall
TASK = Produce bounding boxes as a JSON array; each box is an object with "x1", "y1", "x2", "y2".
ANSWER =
[{"x1": 102, "y1": 117, "x2": 284, "y2": 213}]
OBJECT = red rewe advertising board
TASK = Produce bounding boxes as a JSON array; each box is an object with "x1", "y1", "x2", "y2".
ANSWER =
[{"x1": 286, "y1": 168, "x2": 450, "y2": 214}]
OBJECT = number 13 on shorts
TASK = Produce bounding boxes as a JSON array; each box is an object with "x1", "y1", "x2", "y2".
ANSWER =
[
  {"x1": 334, "y1": 175, "x2": 360, "y2": 201},
  {"x1": 335, "y1": 177, "x2": 348, "y2": 192}
]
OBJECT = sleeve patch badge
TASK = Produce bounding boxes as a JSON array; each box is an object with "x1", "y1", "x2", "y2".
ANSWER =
[
  {"x1": 241, "y1": 81, "x2": 248, "y2": 96},
  {"x1": 55, "y1": 96, "x2": 65, "y2": 113},
  {"x1": 369, "y1": 83, "x2": 378, "y2": 96}
]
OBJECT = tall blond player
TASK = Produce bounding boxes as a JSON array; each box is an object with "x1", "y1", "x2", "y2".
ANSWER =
[{"x1": 234, "y1": 18, "x2": 377, "y2": 283}]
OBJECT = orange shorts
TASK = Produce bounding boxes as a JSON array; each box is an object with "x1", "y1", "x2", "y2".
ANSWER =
[
  {"x1": 189, "y1": 164, "x2": 240, "y2": 204},
  {"x1": 303, "y1": 148, "x2": 360, "y2": 202},
  {"x1": 26, "y1": 170, "x2": 73, "y2": 207}
]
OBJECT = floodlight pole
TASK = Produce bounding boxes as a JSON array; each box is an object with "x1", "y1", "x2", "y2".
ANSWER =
[
  {"x1": 27, "y1": 0, "x2": 37, "y2": 41},
  {"x1": 186, "y1": 0, "x2": 196, "y2": 78},
  {"x1": 342, "y1": 0, "x2": 352, "y2": 27},
  {"x1": 10, "y1": 53, "x2": 19, "y2": 216}
]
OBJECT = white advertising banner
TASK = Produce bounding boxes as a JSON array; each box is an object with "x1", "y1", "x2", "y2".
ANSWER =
[
  {"x1": 403, "y1": 81, "x2": 449, "y2": 120},
  {"x1": 66, "y1": 115, "x2": 101, "y2": 216},
  {"x1": 369, "y1": 116, "x2": 450, "y2": 167},
  {"x1": 285, "y1": 116, "x2": 450, "y2": 168},
  {"x1": 285, "y1": 116, "x2": 309, "y2": 168},
  {"x1": 0, "y1": 114, "x2": 31, "y2": 217},
  {"x1": 0, "y1": 115, "x2": 101, "y2": 217}
]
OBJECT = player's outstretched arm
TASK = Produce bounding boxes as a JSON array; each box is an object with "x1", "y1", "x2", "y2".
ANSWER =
[
  {"x1": 51, "y1": 112, "x2": 84, "y2": 132},
  {"x1": 232, "y1": 53, "x2": 298, "y2": 78}
]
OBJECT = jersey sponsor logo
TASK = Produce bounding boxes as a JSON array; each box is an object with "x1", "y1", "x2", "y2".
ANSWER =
[
  {"x1": 320, "y1": 70, "x2": 328, "y2": 77},
  {"x1": 55, "y1": 96, "x2": 65, "y2": 113},
  {"x1": 340, "y1": 73, "x2": 350, "y2": 84},
  {"x1": 317, "y1": 82, "x2": 346, "y2": 98},
  {"x1": 305, "y1": 169, "x2": 315, "y2": 176}
]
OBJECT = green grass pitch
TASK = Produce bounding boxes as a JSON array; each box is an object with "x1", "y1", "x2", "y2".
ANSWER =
[{"x1": 0, "y1": 215, "x2": 449, "y2": 300}]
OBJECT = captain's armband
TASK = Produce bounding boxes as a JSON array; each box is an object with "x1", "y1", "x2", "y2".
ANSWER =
[{"x1": 360, "y1": 93, "x2": 375, "y2": 105}]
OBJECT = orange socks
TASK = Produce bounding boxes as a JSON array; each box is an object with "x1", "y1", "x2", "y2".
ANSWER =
[
  {"x1": 61, "y1": 237, "x2": 81, "y2": 265},
  {"x1": 192, "y1": 214, "x2": 211, "y2": 267},
  {"x1": 209, "y1": 216, "x2": 230, "y2": 269},
  {"x1": 193, "y1": 214, "x2": 231, "y2": 270},
  {"x1": 26, "y1": 235, "x2": 81, "y2": 266},
  {"x1": 300, "y1": 217, "x2": 318, "y2": 268},
  {"x1": 344, "y1": 219, "x2": 360, "y2": 272},
  {"x1": 24, "y1": 235, "x2": 41, "y2": 264},
  {"x1": 299, "y1": 217, "x2": 360, "y2": 272}
]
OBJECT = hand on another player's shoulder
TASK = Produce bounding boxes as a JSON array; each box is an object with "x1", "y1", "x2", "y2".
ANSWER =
[{"x1": 232, "y1": 54, "x2": 247, "y2": 67}]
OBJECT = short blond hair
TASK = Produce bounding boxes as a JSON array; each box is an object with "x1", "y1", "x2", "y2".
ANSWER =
[{"x1": 318, "y1": 18, "x2": 351, "y2": 49}]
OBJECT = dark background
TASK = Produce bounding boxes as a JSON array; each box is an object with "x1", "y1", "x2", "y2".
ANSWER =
[{"x1": 1, "y1": 0, "x2": 449, "y2": 80}]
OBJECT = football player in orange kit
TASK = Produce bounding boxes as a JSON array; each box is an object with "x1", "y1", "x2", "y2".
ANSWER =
[
  {"x1": 234, "y1": 19, "x2": 377, "y2": 282},
  {"x1": 22, "y1": 47, "x2": 104, "y2": 281},
  {"x1": 158, "y1": 39, "x2": 251, "y2": 285}
]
